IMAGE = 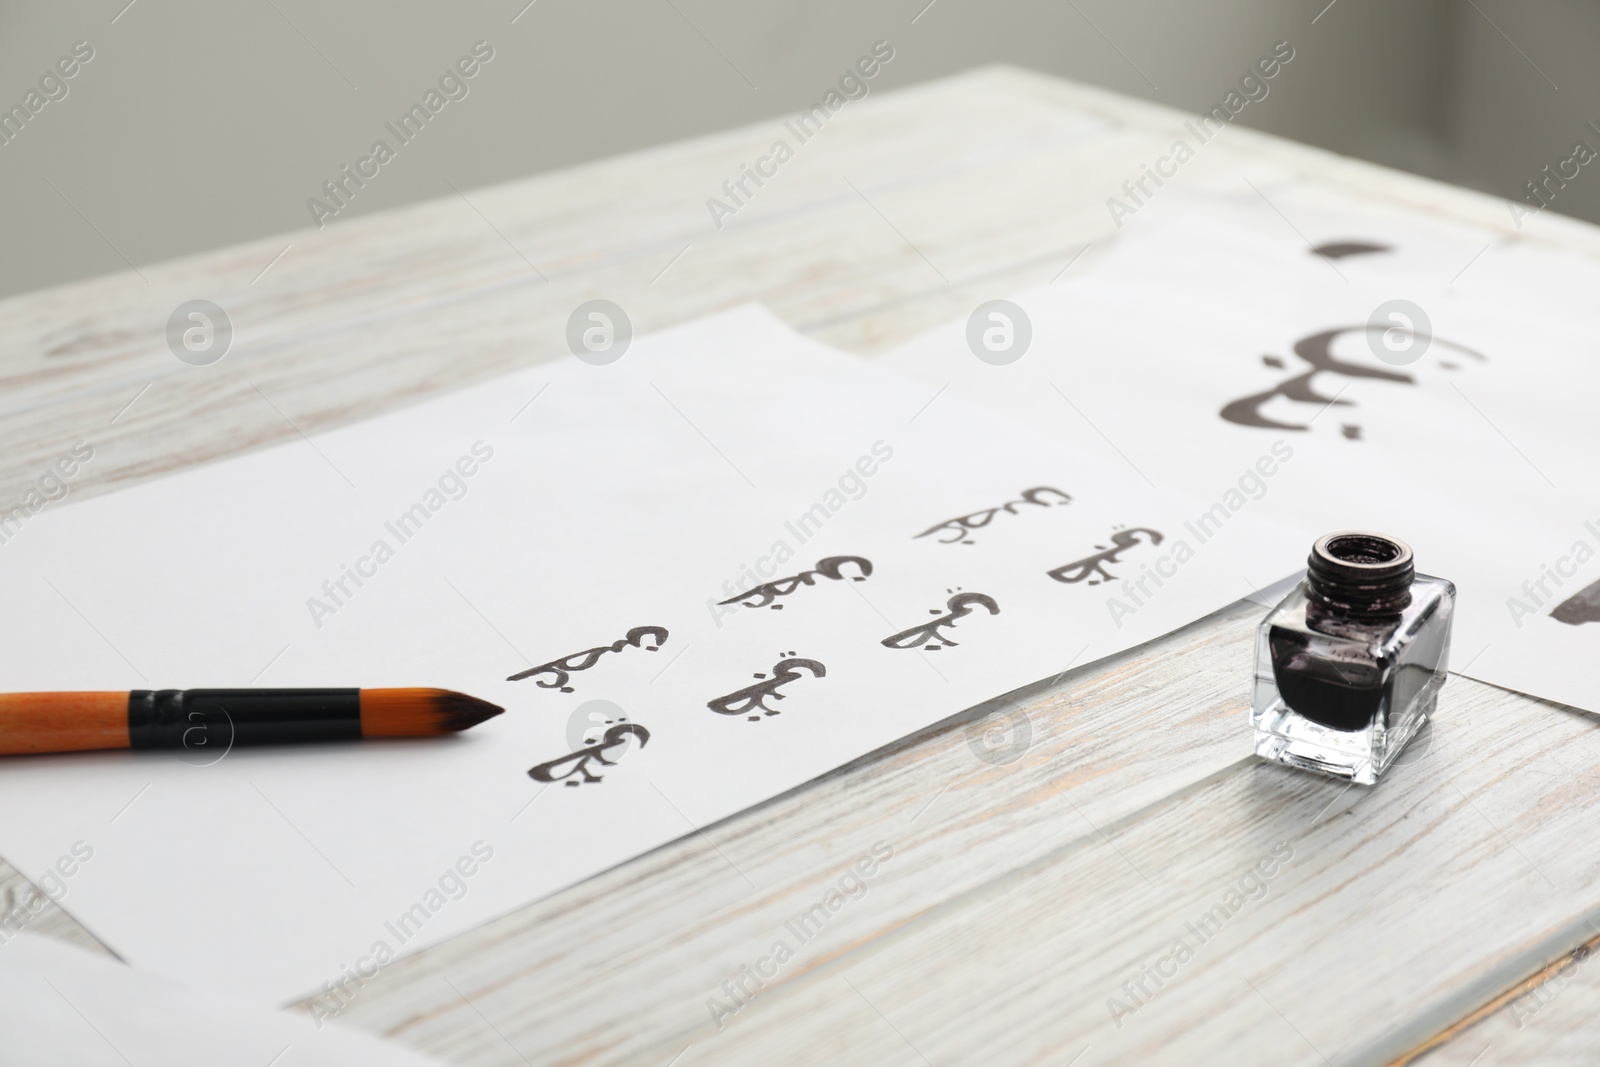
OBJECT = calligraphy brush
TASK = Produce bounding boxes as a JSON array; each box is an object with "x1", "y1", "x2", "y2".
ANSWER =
[{"x1": 0, "y1": 689, "x2": 503, "y2": 757}]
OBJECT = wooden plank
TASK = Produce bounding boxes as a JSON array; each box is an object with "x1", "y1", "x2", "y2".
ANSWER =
[
  {"x1": 1403, "y1": 928, "x2": 1600, "y2": 1066},
  {"x1": 656, "y1": 678, "x2": 1600, "y2": 1067},
  {"x1": 3, "y1": 66, "x2": 1600, "y2": 1064},
  {"x1": 293, "y1": 599, "x2": 1274, "y2": 1064},
  {"x1": 8, "y1": 69, "x2": 1595, "y2": 507},
  {"x1": 297, "y1": 600, "x2": 1600, "y2": 1066}
]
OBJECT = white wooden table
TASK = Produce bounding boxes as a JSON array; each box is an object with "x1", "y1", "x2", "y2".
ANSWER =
[{"x1": 6, "y1": 67, "x2": 1600, "y2": 1066}]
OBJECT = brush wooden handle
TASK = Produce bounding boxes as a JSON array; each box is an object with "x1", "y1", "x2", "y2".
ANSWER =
[{"x1": 0, "y1": 692, "x2": 129, "y2": 755}]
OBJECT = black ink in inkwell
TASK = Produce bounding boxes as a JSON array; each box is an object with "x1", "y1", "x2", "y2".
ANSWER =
[{"x1": 1252, "y1": 532, "x2": 1454, "y2": 785}]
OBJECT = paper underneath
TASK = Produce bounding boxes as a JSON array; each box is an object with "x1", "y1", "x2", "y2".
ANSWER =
[
  {"x1": 0, "y1": 305, "x2": 1304, "y2": 1002},
  {"x1": 881, "y1": 188, "x2": 1600, "y2": 715}
]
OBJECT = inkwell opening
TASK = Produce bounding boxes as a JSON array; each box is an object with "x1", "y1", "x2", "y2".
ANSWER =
[
  {"x1": 1306, "y1": 532, "x2": 1413, "y2": 624},
  {"x1": 1270, "y1": 532, "x2": 1416, "y2": 732}
]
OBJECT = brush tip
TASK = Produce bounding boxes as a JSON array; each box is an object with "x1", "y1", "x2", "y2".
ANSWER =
[
  {"x1": 445, "y1": 691, "x2": 505, "y2": 731},
  {"x1": 360, "y1": 688, "x2": 504, "y2": 737}
]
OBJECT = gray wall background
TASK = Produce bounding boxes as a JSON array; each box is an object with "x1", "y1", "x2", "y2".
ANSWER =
[{"x1": 0, "y1": 0, "x2": 1593, "y2": 300}]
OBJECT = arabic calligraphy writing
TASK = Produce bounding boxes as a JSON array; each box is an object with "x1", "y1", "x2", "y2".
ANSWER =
[
  {"x1": 528, "y1": 722, "x2": 651, "y2": 787},
  {"x1": 1220, "y1": 326, "x2": 1487, "y2": 435},
  {"x1": 507, "y1": 625, "x2": 669, "y2": 692},
  {"x1": 1047, "y1": 528, "x2": 1164, "y2": 586},
  {"x1": 707, "y1": 655, "x2": 827, "y2": 721},
  {"x1": 881, "y1": 591, "x2": 1001, "y2": 650},
  {"x1": 914, "y1": 487, "x2": 1073, "y2": 545},
  {"x1": 1552, "y1": 578, "x2": 1600, "y2": 627},
  {"x1": 718, "y1": 556, "x2": 873, "y2": 610}
]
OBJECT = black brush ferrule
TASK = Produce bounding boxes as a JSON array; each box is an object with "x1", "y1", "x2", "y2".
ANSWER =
[{"x1": 126, "y1": 689, "x2": 361, "y2": 749}]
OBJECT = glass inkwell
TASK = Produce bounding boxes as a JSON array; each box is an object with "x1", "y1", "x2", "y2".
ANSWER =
[{"x1": 1252, "y1": 532, "x2": 1455, "y2": 785}]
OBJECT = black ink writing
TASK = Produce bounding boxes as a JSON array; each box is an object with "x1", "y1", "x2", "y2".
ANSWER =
[
  {"x1": 1553, "y1": 579, "x2": 1600, "y2": 626},
  {"x1": 718, "y1": 556, "x2": 872, "y2": 610},
  {"x1": 1219, "y1": 326, "x2": 1486, "y2": 435},
  {"x1": 507, "y1": 625, "x2": 668, "y2": 692},
  {"x1": 708, "y1": 654, "x2": 827, "y2": 721},
  {"x1": 1047, "y1": 527, "x2": 1163, "y2": 586},
  {"x1": 914, "y1": 487, "x2": 1073, "y2": 545},
  {"x1": 1310, "y1": 240, "x2": 1392, "y2": 260},
  {"x1": 528, "y1": 722, "x2": 651, "y2": 787},
  {"x1": 881, "y1": 591, "x2": 1001, "y2": 650}
]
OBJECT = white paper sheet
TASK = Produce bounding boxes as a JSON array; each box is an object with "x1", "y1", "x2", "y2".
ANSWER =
[
  {"x1": 0, "y1": 933, "x2": 442, "y2": 1066},
  {"x1": 880, "y1": 188, "x2": 1600, "y2": 713},
  {"x1": 0, "y1": 306, "x2": 1305, "y2": 1003}
]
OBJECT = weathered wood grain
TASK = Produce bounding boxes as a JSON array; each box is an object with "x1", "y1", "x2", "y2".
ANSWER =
[
  {"x1": 3, "y1": 66, "x2": 1599, "y2": 1066},
  {"x1": 1406, "y1": 927, "x2": 1600, "y2": 1066},
  {"x1": 297, "y1": 602, "x2": 1600, "y2": 1067},
  {"x1": 304, "y1": 600, "x2": 1270, "y2": 1063}
]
